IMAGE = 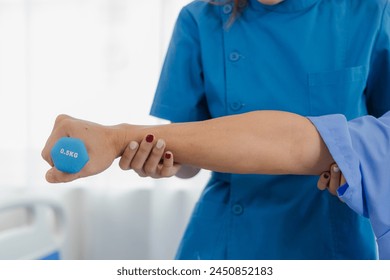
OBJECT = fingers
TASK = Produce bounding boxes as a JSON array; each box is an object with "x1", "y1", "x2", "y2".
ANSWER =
[
  {"x1": 119, "y1": 135, "x2": 166, "y2": 178},
  {"x1": 45, "y1": 166, "x2": 81, "y2": 183},
  {"x1": 317, "y1": 171, "x2": 330, "y2": 190},
  {"x1": 160, "y1": 152, "x2": 181, "y2": 178},
  {"x1": 119, "y1": 135, "x2": 181, "y2": 178},
  {"x1": 328, "y1": 163, "x2": 341, "y2": 195},
  {"x1": 144, "y1": 139, "x2": 166, "y2": 177},
  {"x1": 119, "y1": 141, "x2": 139, "y2": 170},
  {"x1": 317, "y1": 163, "x2": 347, "y2": 198},
  {"x1": 130, "y1": 135, "x2": 155, "y2": 176},
  {"x1": 128, "y1": 134, "x2": 162, "y2": 177}
]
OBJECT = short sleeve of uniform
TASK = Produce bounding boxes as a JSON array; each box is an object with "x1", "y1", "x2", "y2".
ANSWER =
[
  {"x1": 150, "y1": 6, "x2": 210, "y2": 122},
  {"x1": 308, "y1": 112, "x2": 390, "y2": 259}
]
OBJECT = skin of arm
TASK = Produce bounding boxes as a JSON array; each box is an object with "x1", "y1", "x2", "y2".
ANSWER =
[
  {"x1": 42, "y1": 110, "x2": 334, "y2": 183},
  {"x1": 121, "y1": 110, "x2": 334, "y2": 174}
]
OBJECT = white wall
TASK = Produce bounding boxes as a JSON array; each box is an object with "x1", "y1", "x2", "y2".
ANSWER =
[
  {"x1": 0, "y1": 0, "x2": 210, "y2": 259},
  {"x1": 0, "y1": 0, "x2": 206, "y2": 189}
]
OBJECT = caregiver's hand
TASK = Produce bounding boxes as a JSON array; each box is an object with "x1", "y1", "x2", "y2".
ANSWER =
[
  {"x1": 317, "y1": 163, "x2": 346, "y2": 195},
  {"x1": 41, "y1": 114, "x2": 125, "y2": 183},
  {"x1": 119, "y1": 135, "x2": 181, "y2": 178}
]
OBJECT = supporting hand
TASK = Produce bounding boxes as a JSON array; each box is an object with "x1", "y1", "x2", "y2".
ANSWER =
[
  {"x1": 317, "y1": 163, "x2": 346, "y2": 196},
  {"x1": 119, "y1": 135, "x2": 181, "y2": 178}
]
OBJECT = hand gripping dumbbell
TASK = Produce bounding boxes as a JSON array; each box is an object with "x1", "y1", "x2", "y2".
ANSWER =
[{"x1": 50, "y1": 137, "x2": 89, "y2": 174}]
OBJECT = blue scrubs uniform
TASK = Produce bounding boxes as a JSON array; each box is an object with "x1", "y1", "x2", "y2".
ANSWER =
[
  {"x1": 150, "y1": 0, "x2": 390, "y2": 259},
  {"x1": 309, "y1": 112, "x2": 390, "y2": 260}
]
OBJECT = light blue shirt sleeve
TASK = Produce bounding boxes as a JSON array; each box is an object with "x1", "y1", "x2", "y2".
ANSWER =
[{"x1": 308, "y1": 112, "x2": 390, "y2": 259}]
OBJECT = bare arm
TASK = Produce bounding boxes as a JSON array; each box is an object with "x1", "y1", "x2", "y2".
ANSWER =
[
  {"x1": 119, "y1": 111, "x2": 333, "y2": 175},
  {"x1": 42, "y1": 111, "x2": 334, "y2": 183}
]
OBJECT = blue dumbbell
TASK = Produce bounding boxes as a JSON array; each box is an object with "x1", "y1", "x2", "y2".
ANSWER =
[{"x1": 50, "y1": 137, "x2": 89, "y2": 174}]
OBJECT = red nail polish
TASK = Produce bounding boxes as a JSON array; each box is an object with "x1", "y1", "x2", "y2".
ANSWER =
[
  {"x1": 146, "y1": 134, "x2": 154, "y2": 143},
  {"x1": 165, "y1": 152, "x2": 171, "y2": 159}
]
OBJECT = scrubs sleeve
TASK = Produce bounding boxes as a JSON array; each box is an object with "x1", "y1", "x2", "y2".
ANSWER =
[
  {"x1": 308, "y1": 112, "x2": 390, "y2": 259},
  {"x1": 366, "y1": 2, "x2": 390, "y2": 118},
  {"x1": 149, "y1": 7, "x2": 210, "y2": 122}
]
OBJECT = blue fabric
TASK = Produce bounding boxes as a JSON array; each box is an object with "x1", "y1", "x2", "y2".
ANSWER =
[
  {"x1": 39, "y1": 251, "x2": 60, "y2": 260},
  {"x1": 150, "y1": 0, "x2": 390, "y2": 259},
  {"x1": 309, "y1": 112, "x2": 390, "y2": 259}
]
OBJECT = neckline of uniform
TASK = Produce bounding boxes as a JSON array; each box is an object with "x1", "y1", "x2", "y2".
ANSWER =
[{"x1": 248, "y1": 0, "x2": 320, "y2": 13}]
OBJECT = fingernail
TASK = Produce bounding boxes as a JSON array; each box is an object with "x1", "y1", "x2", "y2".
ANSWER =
[
  {"x1": 146, "y1": 134, "x2": 154, "y2": 143},
  {"x1": 323, "y1": 173, "x2": 329, "y2": 179},
  {"x1": 129, "y1": 141, "x2": 138, "y2": 150},
  {"x1": 332, "y1": 165, "x2": 340, "y2": 172},
  {"x1": 165, "y1": 152, "x2": 171, "y2": 159},
  {"x1": 156, "y1": 139, "x2": 164, "y2": 149}
]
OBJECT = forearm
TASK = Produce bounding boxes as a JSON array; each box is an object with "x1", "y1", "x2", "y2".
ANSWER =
[{"x1": 116, "y1": 111, "x2": 334, "y2": 175}]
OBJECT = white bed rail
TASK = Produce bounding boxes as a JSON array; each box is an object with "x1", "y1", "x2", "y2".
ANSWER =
[
  {"x1": 0, "y1": 178, "x2": 205, "y2": 260},
  {"x1": 0, "y1": 194, "x2": 66, "y2": 260}
]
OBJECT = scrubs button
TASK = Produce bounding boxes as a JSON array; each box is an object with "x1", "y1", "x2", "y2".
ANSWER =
[
  {"x1": 232, "y1": 204, "x2": 244, "y2": 215},
  {"x1": 230, "y1": 101, "x2": 243, "y2": 111},
  {"x1": 223, "y1": 4, "x2": 233, "y2": 14},
  {"x1": 229, "y1": 52, "x2": 241, "y2": 62}
]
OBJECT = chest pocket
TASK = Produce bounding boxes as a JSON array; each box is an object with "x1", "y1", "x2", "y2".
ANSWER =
[{"x1": 308, "y1": 66, "x2": 368, "y2": 119}]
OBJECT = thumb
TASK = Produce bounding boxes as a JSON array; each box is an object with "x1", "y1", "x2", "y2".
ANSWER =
[{"x1": 45, "y1": 167, "x2": 81, "y2": 183}]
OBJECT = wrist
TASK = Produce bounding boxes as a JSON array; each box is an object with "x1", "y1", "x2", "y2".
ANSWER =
[
  {"x1": 108, "y1": 123, "x2": 133, "y2": 158},
  {"x1": 109, "y1": 123, "x2": 147, "y2": 158}
]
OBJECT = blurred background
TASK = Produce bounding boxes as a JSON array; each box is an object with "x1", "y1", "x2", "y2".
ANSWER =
[{"x1": 0, "y1": 0, "x2": 210, "y2": 259}]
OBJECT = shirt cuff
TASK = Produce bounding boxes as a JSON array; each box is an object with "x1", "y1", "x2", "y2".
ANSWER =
[
  {"x1": 377, "y1": 229, "x2": 390, "y2": 260},
  {"x1": 307, "y1": 114, "x2": 366, "y2": 217}
]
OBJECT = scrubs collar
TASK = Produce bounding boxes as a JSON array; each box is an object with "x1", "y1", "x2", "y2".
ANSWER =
[{"x1": 248, "y1": 0, "x2": 320, "y2": 13}]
